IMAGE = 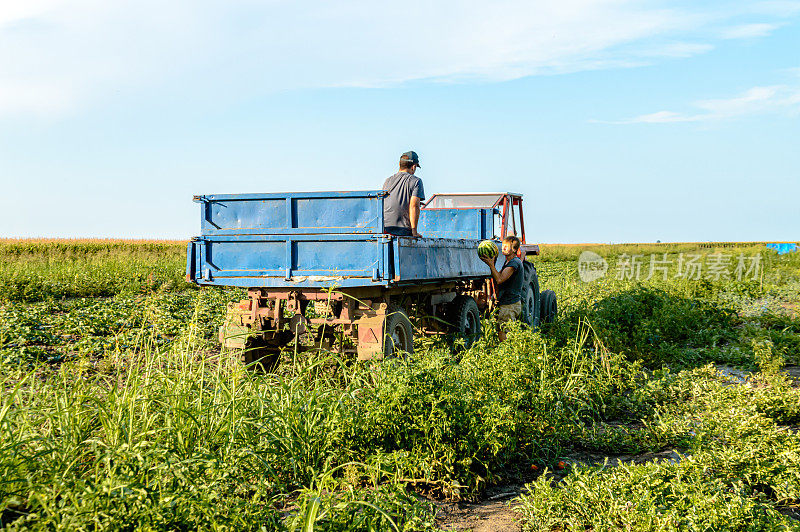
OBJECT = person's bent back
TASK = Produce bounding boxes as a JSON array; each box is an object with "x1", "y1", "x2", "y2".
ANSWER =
[{"x1": 383, "y1": 151, "x2": 425, "y2": 237}]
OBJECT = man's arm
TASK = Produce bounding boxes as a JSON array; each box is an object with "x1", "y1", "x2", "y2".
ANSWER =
[
  {"x1": 409, "y1": 196, "x2": 422, "y2": 237},
  {"x1": 481, "y1": 257, "x2": 515, "y2": 285}
]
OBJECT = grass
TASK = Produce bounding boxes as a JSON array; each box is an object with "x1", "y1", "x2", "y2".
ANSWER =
[
  {"x1": 0, "y1": 239, "x2": 188, "y2": 302},
  {"x1": 0, "y1": 240, "x2": 798, "y2": 530}
]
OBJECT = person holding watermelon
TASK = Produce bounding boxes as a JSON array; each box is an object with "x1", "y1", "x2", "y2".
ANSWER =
[
  {"x1": 382, "y1": 151, "x2": 425, "y2": 237},
  {"x1": 479, "y1": 236, "x2": 524, "y2": 341}
]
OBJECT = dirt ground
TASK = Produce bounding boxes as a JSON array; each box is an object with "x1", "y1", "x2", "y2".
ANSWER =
[
  {"x1": 433, "y1": 448, "x2": 684, "y2": 531},
  {"x1": 435, "y1": 482, "x2": 527, "y2": 532},
  {"x1": 717, "y1": 365, "x2": 800, "y2": 387},
  {"x1": 785, "y1": 365, "x2": 800, "y2": 386}
]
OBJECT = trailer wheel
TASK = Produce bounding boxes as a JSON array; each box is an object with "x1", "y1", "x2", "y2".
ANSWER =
[
  {"x1": 383, "y1": 306, "x2": 414, "y2": 358},
  {"x1": 451, "y1": 295, "x2": 482, "y2": 350},
  {"x1": 540, "y1": 289, "x2": 558, "y2": 324},
  {"x1": 241, "y1": 335, "x2": 281, "y2": 372}
]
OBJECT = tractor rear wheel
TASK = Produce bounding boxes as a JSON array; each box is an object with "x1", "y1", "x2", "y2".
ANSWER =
[
  {"x1": 523, "y1": 267, "x2": 541, "y2": 329},
  {"x1": 540, "y1": 289, "x2": 558, "y2": 324}
]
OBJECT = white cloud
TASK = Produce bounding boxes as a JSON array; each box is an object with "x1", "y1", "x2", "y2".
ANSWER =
[
  {"x1": 602, "y1": 84, "x2": 800, "y2": 124},
  {"x1": 782, "y1": 66, "x2": 800, "y2": 77},
  {"x1": 621, "y1": 111, "x2": 700, "y2": 124},
  {"x1": 748, "y1": 1, "x2": 800, "y2": 17},
  {"x1": 720, "y1": 22, "x2": 782, "y2": 38},
  {"x1": 696, "y1": 86, "x2": 779, "y2": 113},
  {"x1": 0, "y1": 80, "x2": 75, "y2": 115},
  {"x1": 0, "y1": 1, "x2": 61, "y2": 28},
  {"x1": 640, "y1": 42, "x2": 715, "y2": 58},
  {"x1": 0, "y1": 0, "x2": 798, "y2": 117}
]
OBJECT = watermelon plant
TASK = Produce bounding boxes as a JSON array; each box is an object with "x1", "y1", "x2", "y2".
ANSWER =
[{"x1": 0, "y1": 240, "x2": 798, "y2": 530}]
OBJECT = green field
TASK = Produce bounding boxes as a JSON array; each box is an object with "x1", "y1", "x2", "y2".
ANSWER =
[{"x1": 1, "y1": 239, "x2": 799, "y2": 530}]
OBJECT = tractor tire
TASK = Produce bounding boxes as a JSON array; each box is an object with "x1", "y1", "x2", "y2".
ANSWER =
[
  {"x1": 522, "y1": 267, "x2": 541, "y2": 329},
  {"x1": 450, "y1": 295, "x2": 482, "y2": 350},
  {"x1": 383, "y1": 306, "x2": 414, "y2": 358},
  {"x1": 540, "y1": 289, "x2": 558, "y2": 324}
]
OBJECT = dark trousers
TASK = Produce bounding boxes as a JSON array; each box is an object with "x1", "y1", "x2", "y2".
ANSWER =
[{"x1": 385, "y1": 226, "x2": 413, "y2": 237}]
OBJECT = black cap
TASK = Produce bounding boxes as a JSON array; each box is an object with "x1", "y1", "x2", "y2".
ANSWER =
[{"x1": 400, "y1": 151, "x2": 421, "y2": 168}]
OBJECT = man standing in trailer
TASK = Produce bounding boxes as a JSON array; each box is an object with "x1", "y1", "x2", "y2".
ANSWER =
[{"x1": 383, "y1": 151, "x2": 425, "y2": 237}]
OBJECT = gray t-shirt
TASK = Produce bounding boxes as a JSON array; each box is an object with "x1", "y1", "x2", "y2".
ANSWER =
[
  {"x1": 382, "y1": 172, "x2": 425, "y2": 231},
  {"x1": 497, "y1": 257, "x2": 524, "y2": 305}
]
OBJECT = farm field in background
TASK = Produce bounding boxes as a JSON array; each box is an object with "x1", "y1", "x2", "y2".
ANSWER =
[{"x1": 1, "y1": 238, "x2": 799, "y2": 530}]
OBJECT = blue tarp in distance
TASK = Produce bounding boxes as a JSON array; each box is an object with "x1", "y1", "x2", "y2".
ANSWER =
[{"x1": 766, "y1": 243, "x2": 798, "y2": 254}]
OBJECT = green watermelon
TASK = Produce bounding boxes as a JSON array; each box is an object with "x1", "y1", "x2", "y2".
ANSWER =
[{"x1": 477, "y1": 240, "x2": 498, "y2": 259}]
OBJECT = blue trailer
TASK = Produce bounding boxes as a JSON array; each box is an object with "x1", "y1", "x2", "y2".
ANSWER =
[{"x1": 187, "y1": 190, "x2": 556, "y2": 365}]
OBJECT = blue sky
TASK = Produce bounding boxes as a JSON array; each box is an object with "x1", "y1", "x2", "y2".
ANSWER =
[{"x1": 1, "y1": 0, "x2": 798, "y2": 242}]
